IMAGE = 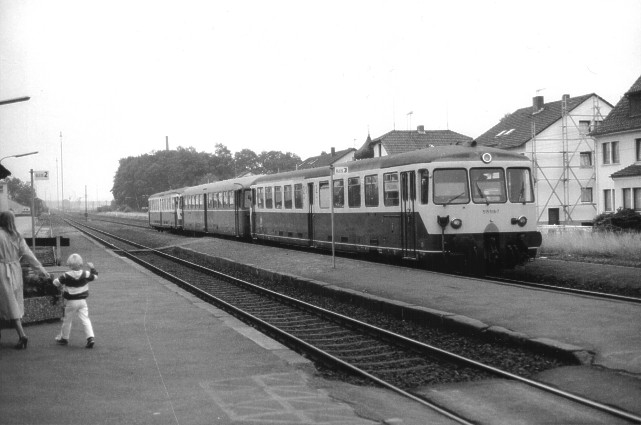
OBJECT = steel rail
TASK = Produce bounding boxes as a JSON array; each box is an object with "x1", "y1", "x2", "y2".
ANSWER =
[
  {"x1": 65, "y1": 218, "x2": 641, "y2": 424},
  {"x1": 64, "y1": 218, "x2": 474, "y2": 425}
]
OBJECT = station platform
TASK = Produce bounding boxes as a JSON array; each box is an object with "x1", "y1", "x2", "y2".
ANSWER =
[
  {"x1": 2, "y1": 222, "x2": 640, "y2": 423},
  {"x1": 0, "y1": 226, "x2": 448, "y2": 424}
]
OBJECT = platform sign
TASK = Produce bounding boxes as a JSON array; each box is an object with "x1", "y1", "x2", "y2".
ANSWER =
[
  {"x1": 334, "y1": 166, "x2": 348, "y2": 174},
  {"x1": 34, "y1": 170, "x2": 50, "y2": 180}
]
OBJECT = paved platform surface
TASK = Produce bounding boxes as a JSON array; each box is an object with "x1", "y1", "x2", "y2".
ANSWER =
[
  {"x1": 2, "y1": 219, "x2": 640, "y2": 423},
  {"x1": 0, "y1": 229, "x2": 449, "y2": 425}
]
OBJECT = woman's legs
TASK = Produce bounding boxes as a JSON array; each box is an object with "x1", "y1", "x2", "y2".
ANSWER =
[{"x1": 12, "y1": 318, "x2": 26, "y2": 339}]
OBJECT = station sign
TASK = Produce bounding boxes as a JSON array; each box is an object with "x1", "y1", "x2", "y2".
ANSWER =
[
  {"x1": 334, "y1": 166, "x2": 348, "y2": 174},
  {"x1": 34, "y1": 170, "x2": 50, "y2": 180}
]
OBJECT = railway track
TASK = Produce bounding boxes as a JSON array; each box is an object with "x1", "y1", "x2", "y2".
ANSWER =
[
  {"x1": 72, "y1": 212, "x2": 641, "y2": 305},
  {"x1": 63, "y1": 217, "x2": 641, "y2": 424}
]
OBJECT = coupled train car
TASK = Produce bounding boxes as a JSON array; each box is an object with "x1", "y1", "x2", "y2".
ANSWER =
[{"x1": 148, "y1": 145, "x2": 542, "y2": 273}]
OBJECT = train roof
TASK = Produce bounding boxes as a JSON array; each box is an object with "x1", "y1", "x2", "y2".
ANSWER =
[
  {"x1": 254, "y1": 145, "x2": 530, "y2": 184},
  {"x1": 181, "y1": 174, "x2": 264, "y2": 196},
  {"x1": 148, "y1": 187, "x2": 188, "y2": 199}
]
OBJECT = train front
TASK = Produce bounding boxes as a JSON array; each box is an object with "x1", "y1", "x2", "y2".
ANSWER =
[{"x1": 425, "y1": 150, "x2": 542, "y2": 272}]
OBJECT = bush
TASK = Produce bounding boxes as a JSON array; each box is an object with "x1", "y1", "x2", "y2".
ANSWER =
[{"x1": 593, "y1": 208, "x2": 641, "y2": 232}]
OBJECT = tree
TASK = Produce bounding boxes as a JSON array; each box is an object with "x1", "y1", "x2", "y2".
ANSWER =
[
  {"x1": 234, "y1": 149, "x2": 260, "y2": 175},
  {"x1": 258, "y1": 151, "x2": 301, "y2": 174},
  {"x1": 6, "y1": 177, "x2": 35, "y2": 207}
]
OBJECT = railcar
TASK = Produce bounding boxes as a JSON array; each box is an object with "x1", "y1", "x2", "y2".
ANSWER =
[
  {"x1": 181, "y1": 175, "x2": 260, "y2": 237},
  {"x1": 148, "y1": 145, "x2": 542, "y2": 273},
  {"x1": 251, "y1": 145, "x2": 541, "y2": 272},
  {"x1": 148, "y1": 189, "x2": 184, "y2": 230}
]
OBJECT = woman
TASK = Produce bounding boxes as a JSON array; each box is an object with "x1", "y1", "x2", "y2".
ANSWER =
[{"x1": 0, "y1": 210, "x2": 49, "y2": 349}]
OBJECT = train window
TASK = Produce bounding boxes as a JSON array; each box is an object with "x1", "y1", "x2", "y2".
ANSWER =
[
  {"x1": 348, "y1": 177, "x2": 361, "y2": 208},
  {"x1": 228, "y1": 191, "x2": 234, "y2": 207},
  {"x1": 433, "y1": 169, "x2": 470, "y2": 204},
  {"x1": 294, "y1": 184, "x2": 303, "y2": 209},
  {"x1": 265, "y1": 187, "x2": 273, "y2": 209},
  {"x1": 420, "y1": 170, "x2": 429, "y2": 204},
  {"x1": 470, "y1": 168, "x2": 506, "y2": 204},
  {"x1": 284, "y1": 185, "x2": 293, "y2": 209},
  {"x1": 215, "y1": 192, "x2": 221, "y2": 209},
  {"x1": 365, "y1": 175, "x2": 379, "y2": 207},
  {"x1": 257, "y1": 187, "x2": 264, "y2": 209},
  {"x1": 319, "y1": 181, "x2": 330, "y2": 208},
  {"x1": 383, "y1": 172, "x2": 399, "y2": 207},
  {"x1": 333, "y1": 179, "x2": 344, "y2": 208},
  {"x1": 274, "y1": 186, "x2": 283, "y2": 209},
  {"x1": 507, "y1": 168, "x2": 534, "y2": 203},
  {"x1": 243, "y1": 190, "x2": 252, "y2": 208},
  {"x1": 223, "y1": 191, "x2": 228, "y2": 207}
]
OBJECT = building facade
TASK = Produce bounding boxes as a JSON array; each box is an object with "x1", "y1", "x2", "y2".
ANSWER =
[
  {"x1": 476, "y1": 94, "x2": 613, "y2": 225},
  {"x1": 592, "y1": 73, "x2": 641, "y2": 215}
]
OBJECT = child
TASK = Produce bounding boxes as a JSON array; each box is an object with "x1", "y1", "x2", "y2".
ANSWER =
[{"x1": 53, "y1": 253, "x2": 98, "y2": 348}]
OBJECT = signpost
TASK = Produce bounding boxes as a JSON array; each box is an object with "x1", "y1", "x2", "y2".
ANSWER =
[{"x1": 30, "y1": 169, "x2": 48, "y2": 251}]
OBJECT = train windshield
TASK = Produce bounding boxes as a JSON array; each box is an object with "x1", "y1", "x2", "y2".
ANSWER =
[
  {"x1": 470, "y1": 168, "x2": 506, "y2": 204},
  {"x1": 507, "y1": 168, "x2": 535, "y2": 203},
  {"x1": 433, "y1": 169, "x2": 470, "y2": 205}
]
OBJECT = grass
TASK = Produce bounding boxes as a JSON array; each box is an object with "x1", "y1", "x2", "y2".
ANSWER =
[{"x1": 540, "y1": 229, "x2": 641, "y2": 267}]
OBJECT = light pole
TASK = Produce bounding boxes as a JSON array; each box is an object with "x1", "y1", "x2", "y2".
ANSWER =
[{"x1": 0, "y1": 151, "x2": 39, "y2": 165}]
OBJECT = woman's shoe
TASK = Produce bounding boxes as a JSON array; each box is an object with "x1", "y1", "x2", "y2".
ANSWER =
[{"x1": 14, "y1": 336, "x2": 28, "y2": 350}]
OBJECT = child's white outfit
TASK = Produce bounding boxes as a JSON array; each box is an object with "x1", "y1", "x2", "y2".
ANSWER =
[{"x1": 53, "y1": 265, "x2": 98, "y2": 346}]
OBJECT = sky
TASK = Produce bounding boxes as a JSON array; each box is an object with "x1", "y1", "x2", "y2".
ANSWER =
[{"x1": 1, "y1": 0, "x2": 641, "y2": 205}]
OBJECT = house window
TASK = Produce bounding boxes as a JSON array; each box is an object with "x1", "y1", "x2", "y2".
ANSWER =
[
  {"x1": 604, "y1": 189, "x2": 614, "y2": 212},
  {"x1": 623, "y1": 188, "x2": 632, "y2": 209},
  {"x1": 581, "y1": 187, "x2": 593, "y2": 203},
  {"x1": 636, "y1": 139, "x2": 641, "y2": 162},
  {"x1": 634, "y1": 188, "x2": 641, "y2": 211},
  {"x1": 579, "y1": 120, "x2": 591, "y2": 134},
  {"x1": 602, "y1": 142, "x2": 619, "y2": 164},
  {"x1": 580, "y1": 152, "x2": 592, "y2": 167}
]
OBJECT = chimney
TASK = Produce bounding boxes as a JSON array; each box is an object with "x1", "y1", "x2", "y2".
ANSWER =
[
  {"x1": 331, "y1": 147, "x2": 335, "y2": 156},
  {"x1": 166, "y1": 136, "x2": 169, "y2": 151},
  {"x1": 417, "y1": 125, "x2": 425, "y2": 133},
  {"x1": 532, "y1": 96, "x2": 544, "y2": 111},
  {"x1": 562, "y1": 94, "x2": 570, "y2": 103}
]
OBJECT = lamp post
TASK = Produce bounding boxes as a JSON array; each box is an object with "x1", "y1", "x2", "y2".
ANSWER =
[{"x1": 0, "y1": 151, "x2": 39, "y2": 165}]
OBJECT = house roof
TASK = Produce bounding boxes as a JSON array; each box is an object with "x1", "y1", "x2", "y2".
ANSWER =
[
  {"x1": 591, "y1": 73, "x2": 641, "y2": 136},
  {"x1": 298, "y1": 148, "x2": 356, "y2": 170},
  {"x1": 475, "y1": 94, "x2": 611, "y2": 149},
  {"x1": 610, "y1": 164, "x2": 641, "y2": 179},
  {"x1": 354, "y1": 128, "x2": 472, "y2": 159}
]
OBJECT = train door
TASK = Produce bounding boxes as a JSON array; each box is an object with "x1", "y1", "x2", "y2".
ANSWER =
[
  {"x1": 307, "y1": 182, "x2": 314, "y2": 246},
  {"x1": 400, "y1": 171, "x2": 417, "y2": 259},
  {"x1": 175, "y1": 195, "x2": 183, "y2": 229},
  {"x1": 203, "y1": 194, "x2": 208, "y2": 233},
  {"x1": 250, "y1": 188, "x2": 257, "y2": 237}
]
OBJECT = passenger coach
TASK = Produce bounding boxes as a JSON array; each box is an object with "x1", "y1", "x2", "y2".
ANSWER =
[{"x1": 251, "y1": 145, "x2": 541, "y2": 271}]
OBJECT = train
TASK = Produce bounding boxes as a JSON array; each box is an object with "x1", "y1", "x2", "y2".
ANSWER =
[{"x1": 148, "y1": 145, "x2": 542, "y2": 274}]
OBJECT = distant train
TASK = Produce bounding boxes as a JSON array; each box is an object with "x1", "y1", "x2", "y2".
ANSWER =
[{"x1": 148, "y1": 145, "x2": 542, "y2": 273}]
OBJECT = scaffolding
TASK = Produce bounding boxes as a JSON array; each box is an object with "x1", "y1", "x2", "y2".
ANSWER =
[{"x1": 530, "y1": 95, "x2": 606, "y2": 224}]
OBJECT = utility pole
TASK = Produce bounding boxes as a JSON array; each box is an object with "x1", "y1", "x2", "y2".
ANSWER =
[{"x1": 60, "y1": 131, "x2": 64, "y2": 213}]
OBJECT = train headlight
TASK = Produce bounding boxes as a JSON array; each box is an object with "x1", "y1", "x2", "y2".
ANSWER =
[
  {"x1": 481, "y1": 152, "x2": 493, "y2": 164},
  {"x1": 511, "y1": 216, "x2": 527, "y2": 227},
  {"x1": 450, "y1": 218, "x2": 462, "y2": 229}
]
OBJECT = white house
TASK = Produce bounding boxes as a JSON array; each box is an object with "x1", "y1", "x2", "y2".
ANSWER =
[
  {"x1": 476, "y1": 94, "x2": 613, "y2": 225},
  {"x1": 592, "y1": 73, "x2": 641, "y2": 214}
]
